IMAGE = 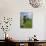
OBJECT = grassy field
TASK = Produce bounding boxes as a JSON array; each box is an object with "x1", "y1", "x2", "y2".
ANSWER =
[{"x1": 20, "y1": 19, "x2": 32, "y2": 28}]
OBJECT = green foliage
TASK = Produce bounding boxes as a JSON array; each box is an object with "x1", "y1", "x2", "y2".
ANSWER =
[{"x1": 20, "y1": 19, "x2": 32, "y2": 28}]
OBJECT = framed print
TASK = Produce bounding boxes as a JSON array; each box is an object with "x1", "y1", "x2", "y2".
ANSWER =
[{"x1": 20, "y1": 12, "x2": 33, "y2": 28}]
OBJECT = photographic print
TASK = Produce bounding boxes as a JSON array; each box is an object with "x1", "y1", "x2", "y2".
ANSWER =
[{"x1": 20, "y1": 12, "x2": 33, "y2": 28}]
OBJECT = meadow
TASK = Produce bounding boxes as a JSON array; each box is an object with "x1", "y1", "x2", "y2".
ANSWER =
[{"x1": 20, "y1": 18, "x2": 32, "y2": 28}]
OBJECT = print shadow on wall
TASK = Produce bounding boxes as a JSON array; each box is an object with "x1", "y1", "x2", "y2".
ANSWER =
[{"x1": 20, "y1": 12, "x2": 33, "y2": 28}]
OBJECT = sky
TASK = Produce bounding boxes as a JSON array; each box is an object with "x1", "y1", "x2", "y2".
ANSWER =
[{"x1": 20, "y1": 12, "x2": 33, "y2": 19}]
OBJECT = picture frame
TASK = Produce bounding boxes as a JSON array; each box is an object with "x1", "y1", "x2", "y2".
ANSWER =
[{"x1": 20, "y1": 12, "x2": 33, "y2": 28}]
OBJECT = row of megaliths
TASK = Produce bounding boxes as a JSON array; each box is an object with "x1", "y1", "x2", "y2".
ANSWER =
[{"x1": 0, "y1": 17, "x2": 12, "y2": 33}]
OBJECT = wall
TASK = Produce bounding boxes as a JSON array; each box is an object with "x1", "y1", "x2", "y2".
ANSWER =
[{"x1": 0, "y1": 0, "x2": 46, "y2": 40}]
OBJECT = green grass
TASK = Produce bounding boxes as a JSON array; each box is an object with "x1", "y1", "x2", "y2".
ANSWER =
[{"x1": 20, "y1": 19, "x2": 32, "y2": 28}]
